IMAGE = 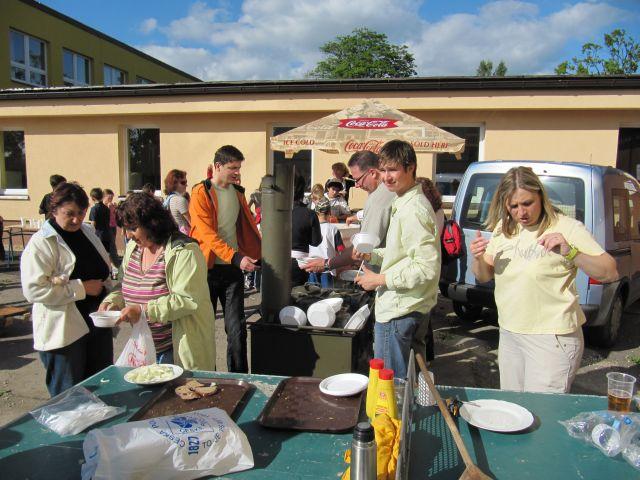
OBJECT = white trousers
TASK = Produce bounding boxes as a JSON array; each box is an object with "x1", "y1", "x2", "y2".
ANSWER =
[{"x1": 498, "y1": 327, "x2": 584, "y2": 393}]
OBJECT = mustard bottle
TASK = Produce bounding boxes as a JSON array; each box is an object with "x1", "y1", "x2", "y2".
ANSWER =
[
  {"x1": 375, "y1": 368, "x2": 398, "y2": 419},
  {"x1": 365, "y1": 358, "x2": 384, "y2": 420}
]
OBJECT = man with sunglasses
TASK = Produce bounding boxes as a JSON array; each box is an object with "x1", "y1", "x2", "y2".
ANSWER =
[{"x1": 303, "y1": 150, "x2": 395, "y2": 274}]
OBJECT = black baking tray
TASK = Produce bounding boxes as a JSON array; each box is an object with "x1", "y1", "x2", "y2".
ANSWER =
[
  {"x1": 129, "y1": 377, "x2": 253, "y2": 421},
  {"x1": 257, "y1": 376, "x2": 364, "y2": 433}
]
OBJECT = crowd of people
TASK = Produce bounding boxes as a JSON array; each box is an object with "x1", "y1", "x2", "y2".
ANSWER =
[{"x1": 20, "y1": 140, "x2": 618, "y2": 398}]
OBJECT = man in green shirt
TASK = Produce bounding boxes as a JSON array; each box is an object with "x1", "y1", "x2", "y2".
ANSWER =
[{"x1": 355, "y1": 140, "x2": 440, "y2": 378}]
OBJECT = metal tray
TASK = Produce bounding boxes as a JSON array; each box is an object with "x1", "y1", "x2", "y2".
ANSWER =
[
  {"x1": 257, "y1": 376, "x2": 364, "y2": 433},
  {"x1": 129, "y1": 377, "x2": 253, "y2": 421}
]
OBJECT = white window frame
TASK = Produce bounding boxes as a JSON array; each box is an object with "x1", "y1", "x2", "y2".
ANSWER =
[
  {"x1": 268, "y1": 124, "x2": 315, "y2": 183},
  {"x1": 0, "y1": 129, "x2": 28, "y2": 198},
  {"x1": 103, "y1": 64, "x2": 127, "y2": 86},
  {"x1": 10, "y1": 30, "x2": 47, "y2": 87},
  {"x1": 63, "y1": 49, "x2": 91, "y2": 86},
  {"x1": 123, "y1": 125, "x2": 160, "y2": 192}
]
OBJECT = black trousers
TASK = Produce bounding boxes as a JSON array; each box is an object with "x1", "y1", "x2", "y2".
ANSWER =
[{"x1": 207, "y1": 265, "x2": 248, "y2": 373}]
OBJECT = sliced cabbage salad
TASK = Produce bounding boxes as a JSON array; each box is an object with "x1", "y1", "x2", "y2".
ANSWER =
[{"x1": 125, "y1": 364, "x2": 176, "y2": 383}]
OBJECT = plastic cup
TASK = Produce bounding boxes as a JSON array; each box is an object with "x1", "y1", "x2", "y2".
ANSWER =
[{"x1": 607, "y1": 372, "x2": 636, "y2": 412}]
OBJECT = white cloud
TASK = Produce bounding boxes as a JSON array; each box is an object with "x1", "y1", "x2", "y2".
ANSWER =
[
  {"x1": 139, "y1": 18, "x2": 158, "y2": 35},
  {"x1": 138, "y1": 0, "x2": 629, "y2": 80}
]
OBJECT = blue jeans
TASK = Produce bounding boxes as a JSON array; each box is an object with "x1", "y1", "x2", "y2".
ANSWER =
[
  {"x1": 39, "y1": 327, "x2": 113, "y2": 397},
  {"x1": 308, "y1": 272, "x2": 334, "y2": 289},
  {"x1": 156, "y1": 349, "x2": 174, "y2": 364},
  {"x1": 374, "y1": 311, "x2": 427, "y2": 379}
]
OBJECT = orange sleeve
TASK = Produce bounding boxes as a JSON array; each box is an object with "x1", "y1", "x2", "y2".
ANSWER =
[{"x1": 189, "y1": 186, "x2": 237, "y2": 266}]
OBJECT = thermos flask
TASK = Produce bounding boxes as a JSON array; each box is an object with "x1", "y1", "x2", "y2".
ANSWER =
[{"x1": 350, "y1": 422, "x2": 376, "y2": 480}]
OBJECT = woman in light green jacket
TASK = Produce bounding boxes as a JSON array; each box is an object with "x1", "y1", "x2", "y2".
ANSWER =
[{"x1": 100, "y1": 193, "x2": 216, "y2": 371}]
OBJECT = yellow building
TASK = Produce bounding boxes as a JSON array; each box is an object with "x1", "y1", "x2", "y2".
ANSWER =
[
  {"x1": 0, "y1": 75, "x2": 639, "y2": 219},
  {"x1": 2, "y1": 0, "x2": 200, "y2": 89}
]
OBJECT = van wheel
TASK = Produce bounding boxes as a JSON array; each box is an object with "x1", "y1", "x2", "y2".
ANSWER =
[
  {"x1": 586, "y1": 295, "x2": 623, "y2": 348},
  {"x1": 452, "y1": 301, "x2": 483, "y2": 321}
]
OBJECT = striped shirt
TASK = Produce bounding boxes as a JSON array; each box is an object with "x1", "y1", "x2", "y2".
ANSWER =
[{"x1": 122, "y1": 246, "x2": 172, "y2": 353}]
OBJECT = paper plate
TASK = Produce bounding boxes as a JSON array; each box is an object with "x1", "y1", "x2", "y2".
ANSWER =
[
  {"x1": 124, "y1": 364, "x2": 184, "y2": 385},
  {"x1": 89, "y1": 311, "x2": 120, "y2": 328},
  {"x1": 459, "y1": 399, "x2": 534, "y2": 432},
  {"x1": 319, "y1": 373, "x2": 369, "y2": 397},
  {"x1": 344, "y1": 305, "x2": 370, "y2": 330}
]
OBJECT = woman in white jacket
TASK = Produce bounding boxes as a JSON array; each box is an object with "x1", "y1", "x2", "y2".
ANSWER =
[{"x1": 21, "y1": 182, "x2": 113, "y2": 397}]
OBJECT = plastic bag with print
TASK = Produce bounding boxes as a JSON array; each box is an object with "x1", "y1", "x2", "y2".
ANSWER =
[
  {"x1": 81, "y1": 407, "x2": 254, "y2": 480},
  {"x1": 114, "y1": 316, "x2": 156, "y2": 367}
]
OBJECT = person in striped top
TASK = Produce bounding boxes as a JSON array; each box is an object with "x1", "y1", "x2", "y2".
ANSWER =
[{"x1": 100, "y1": 193, "x2": 216, "y2": 371}]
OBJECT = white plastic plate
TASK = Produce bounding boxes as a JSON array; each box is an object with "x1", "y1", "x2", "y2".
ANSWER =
[
  {"x1": 459, "y1": 399, "x2": 534, "y2": 432},
  {"x1": 89, "y1": 311, "x2": 120, "y2": 328},
  {"x1": 344, "y1": 305, "x2": 370, "y2": 330},
  {"x1": 339, "y1": 270, "x2": 361, "y2": 282},
  {"x1": 319, "y1": 373, "x2": 369, "y2": 397},
  {"x1": 124, "y1": 364, "x2": 184, "y2": 385}
]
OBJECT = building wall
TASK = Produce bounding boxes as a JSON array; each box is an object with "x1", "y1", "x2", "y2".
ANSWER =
[
  {"x1": 0, "y1": 91, "x2": 639, "y2": 219},
  {"x1": 1, "y1": 0, "x2": 197, "y2": 88}
]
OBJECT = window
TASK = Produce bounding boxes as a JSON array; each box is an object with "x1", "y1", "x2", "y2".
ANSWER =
[
  {"x1": 435, "y1": 125, "x2": 483, "y2": 199},
  {"x1": 461, "y1": 174, "x2": 585, "y2": 230},
  {"x1": 629, "y1": 190, "x2": 640, "y2": 241},
  {"x1": 1, "y1": 131, "x2": 27, "y2": 193},
  {"x1": 272, "y1": 126, "x2": 313, "y2": 191},
  {"x1": 104, "y1": 65, "x2": 127, "y2": 85},
  {"x1": 63, "y1": 49, "x2": 91, "y2": 86},
  {"x1": 612, "y1": 188, "x2": 631, "y2": 242},
  {"x1": 136, "y1": 76, "x2": 154, "y2": 84},
  {"x1": 127, "y1": 128, "x2": 160, "y2": 190},
  {"x1": 10, "y1": 30, "x2": 47, "y2": 86}
]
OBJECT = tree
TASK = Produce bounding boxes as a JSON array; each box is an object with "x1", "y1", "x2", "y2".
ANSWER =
[
  {"x1": 308, "y1": 28, "x2": 417, "y2": 79},
  {"x1": 555, "y1": 29, "x2": 640, "y2": 75},
  {"x1": 476, "y1": 60, "x2": 507, "y2": 77}
]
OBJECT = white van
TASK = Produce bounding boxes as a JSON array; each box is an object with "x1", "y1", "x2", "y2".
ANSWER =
[{"x1": 440, "y1": 161, "x2": 640, "y2": 347}]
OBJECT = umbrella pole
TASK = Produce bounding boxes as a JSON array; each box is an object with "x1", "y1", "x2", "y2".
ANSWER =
[{"x1": 259, "y1": 162, "x2": 294, "y2": 322}]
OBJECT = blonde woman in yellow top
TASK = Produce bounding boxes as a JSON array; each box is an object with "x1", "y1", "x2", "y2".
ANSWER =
[{"x1": 470, "y1": 166, "x2": 618, "y2": 393}]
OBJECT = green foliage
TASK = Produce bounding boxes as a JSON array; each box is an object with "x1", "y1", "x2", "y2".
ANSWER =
[
  {"x1": 555, "y1": 29, "x2": 640, "y2": 75},
  {"x1": 476, "y1": 60, "x2": 508, "y2": 77},
  {"x1": 307, "y1": 28, "x2": 417, "y2": 79}
]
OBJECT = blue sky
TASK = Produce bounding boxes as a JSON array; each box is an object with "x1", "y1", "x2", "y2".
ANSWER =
[{"x1": 40, "y1": 0, "x2": 640, "y2": 80}]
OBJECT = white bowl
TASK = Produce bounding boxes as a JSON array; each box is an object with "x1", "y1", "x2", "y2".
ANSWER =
[
  {"x1": 89, "y1": 311, "x2": 120, "y2": 328},
  {"x1": 317, "y1": 298, "x2": 343, "y2": 313},
  {"x1": 296, "y1": 256, "x2": 321, "y2": 268},
  {"x1": 279, "y1": 306, "x2": 307, "y2": 326},
  {"x1": 351, "y1": 232, "x2": 380, "y2": 254},
  {"x1": 307, "y1": 302, "x2": 336, "y2": 328}
]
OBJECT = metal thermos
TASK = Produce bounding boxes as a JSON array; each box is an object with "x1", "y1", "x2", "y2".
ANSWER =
[{"x1": 350, "y1": 422, "x2": 376, "y2": 480}]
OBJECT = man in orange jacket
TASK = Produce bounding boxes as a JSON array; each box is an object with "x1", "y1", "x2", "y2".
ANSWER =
[{"x1": 189, "y1": 145, "x2": 261, "y2": 373}]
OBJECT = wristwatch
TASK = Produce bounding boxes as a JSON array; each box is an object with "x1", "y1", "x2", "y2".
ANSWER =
[
  {"x1": 564, "y1": 244, "x2": 579, "y2": 261},
  {"x1": 324, "y1": 258, "x2": 331, "y2": 271}
]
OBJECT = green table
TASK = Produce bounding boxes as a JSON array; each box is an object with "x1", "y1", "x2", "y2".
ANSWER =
[
  {"x1": 409, "y1": 386, "x2": 639, "y2": 479},
  {"x1": 1, "y1": 367, "x2": 638, "y2": 479},
  {"x1": 0, "y1": 366, "x2": 353, "y2": 480}
]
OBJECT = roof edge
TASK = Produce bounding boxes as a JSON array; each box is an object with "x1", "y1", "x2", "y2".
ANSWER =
[{"x1": 1, "y1": 74, "x2": 640, "y2": 101}]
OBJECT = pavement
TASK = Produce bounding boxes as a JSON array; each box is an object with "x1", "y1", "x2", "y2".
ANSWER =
[{"x1": 1, "y1": 264, "x2": 640, "y2": 427}]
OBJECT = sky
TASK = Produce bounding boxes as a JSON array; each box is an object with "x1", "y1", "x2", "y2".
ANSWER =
[{"x1": 40, "y1": 0, "x2": 640, "y2": 81}]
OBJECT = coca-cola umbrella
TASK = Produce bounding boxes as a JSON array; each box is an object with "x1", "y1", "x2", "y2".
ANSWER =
[{"x1": 269, "y1": 98, "x2": 465, "y2": 158}]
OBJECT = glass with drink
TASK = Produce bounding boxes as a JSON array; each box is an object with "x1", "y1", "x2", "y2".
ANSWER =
[{"x1": 607, "y1": 372, "x2": 636, "y2": 412}]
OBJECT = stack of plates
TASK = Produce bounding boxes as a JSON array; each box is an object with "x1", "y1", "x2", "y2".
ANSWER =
[{"x1": 344, "y1": 305, "x2": 370, "y2": 330}]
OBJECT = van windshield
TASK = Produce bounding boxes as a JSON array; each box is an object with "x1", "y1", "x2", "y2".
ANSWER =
[{"x1": 460, "y1": 174, "x2": 585, "y2": 230}]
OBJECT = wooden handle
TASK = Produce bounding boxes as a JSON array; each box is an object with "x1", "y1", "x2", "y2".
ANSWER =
[{"x1": 415, "y1": 353, "x2": 476, "y2": 469}]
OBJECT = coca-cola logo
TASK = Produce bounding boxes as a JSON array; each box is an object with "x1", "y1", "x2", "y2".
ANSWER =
[
  {"x1": 344, "y1": 139, "x2": 385, "y2": 153},
  {"x1": 338, "y1": 118, "x2": 398, "y2": 129}
]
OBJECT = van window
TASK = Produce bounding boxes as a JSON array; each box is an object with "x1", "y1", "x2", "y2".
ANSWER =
[
  {"x1": 460, "y1": 174, "x2": 585, "y2": 230},
  {"x1": 612, "y1": 188, "x2": 631, "y2": 242}
]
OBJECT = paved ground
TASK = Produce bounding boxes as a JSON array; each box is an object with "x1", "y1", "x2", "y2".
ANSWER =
[{"x1": 1, "y1": 264, "x2": 639, "y2": 426}]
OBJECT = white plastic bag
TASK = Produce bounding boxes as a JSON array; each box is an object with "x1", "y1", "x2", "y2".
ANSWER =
[
  {"x1": 30, "y1": 386, "x2": 125, "y2": 437},
  {"x1": 81, "y1": 407, "x2": 254, "y2": 480},
  {"x1": 115, "y1": 318, "x2": 156, "y2": 367}
]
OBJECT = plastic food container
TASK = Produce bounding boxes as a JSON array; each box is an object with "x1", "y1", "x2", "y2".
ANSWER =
[{"x1": 351, "y1": 233, "x2": 380, "y2": 254}]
